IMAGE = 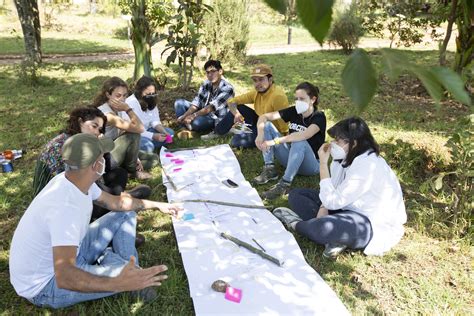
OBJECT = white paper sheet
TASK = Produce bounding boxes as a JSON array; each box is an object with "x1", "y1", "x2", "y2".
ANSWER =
[{"x1": 161, "y1": 145, "x2": 349, "y2": 316}]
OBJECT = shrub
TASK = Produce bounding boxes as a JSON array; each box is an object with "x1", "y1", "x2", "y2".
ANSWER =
[
  {"x1": 201, "y1": 0, "x2": 250, "y2": 65},
  {"x1": 328, "y1": 4, "x2": 364, "y2": 54}
]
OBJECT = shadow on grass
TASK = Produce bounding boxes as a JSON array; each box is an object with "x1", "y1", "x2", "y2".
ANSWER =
[{"x1": 0, "y1": 36, "x2": 127, "y2": 56}]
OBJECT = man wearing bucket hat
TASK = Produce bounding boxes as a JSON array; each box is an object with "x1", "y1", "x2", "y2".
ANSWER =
[
  {"x1": 9, "y1": 133, "x2": 182, "y2": 309},
  {"x1": 214, "y1": 64, "x2": 290, "y2": 148}
]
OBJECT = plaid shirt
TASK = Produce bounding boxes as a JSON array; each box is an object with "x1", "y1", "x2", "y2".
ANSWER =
[{"x1": 192, "y1": 77, "x2": 234, "y2": 124}]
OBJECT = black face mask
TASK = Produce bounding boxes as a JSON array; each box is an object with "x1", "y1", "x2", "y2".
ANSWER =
[{"x1": 143, "y1": 94, "x2": 157, "y2": 110}]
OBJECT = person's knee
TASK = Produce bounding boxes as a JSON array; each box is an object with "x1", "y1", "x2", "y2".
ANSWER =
[
  {"x1": 288, "y1": 188, "x2": 305, "y2": 208},
  {"x1": 290, "y1": 140, "x2": 306, "y2": 150},
  {"x1": 174, "y1": 99, "x2": 186, "y2": 110}
]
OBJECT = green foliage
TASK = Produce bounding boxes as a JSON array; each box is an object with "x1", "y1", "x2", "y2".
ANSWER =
[
  {"x1": 328, "y1": 4, "x2": 364, "y2": 54},
  {"x1": 425, "y1": 114, "x2": 474, "y2": 239},
  {"x1": 360, "y1": 0, "x2": 442, "y2": 48},
  {"x1": 201, "y1": 0, "x2": 250, "y2": 65},
  {"x1": 296, "y1": 0, "x2": 333, "y2": 45},
  {"x1": 341, "y1": 49, "x2": 376, "y2": 112},
  {"x1": 162, "y1": 0, "x2": 212, "y2": 89},
  {"x1": 119, "y1": 0, "x2": 174, "y2": 80}
]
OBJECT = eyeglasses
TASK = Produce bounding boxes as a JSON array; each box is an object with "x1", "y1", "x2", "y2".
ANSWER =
[
  {"x1": 144, "y1": 93, "x2": 157, "y2": 98},
  {"x1": 206, "y1": 69, "x2": 218, "y2": 75}
]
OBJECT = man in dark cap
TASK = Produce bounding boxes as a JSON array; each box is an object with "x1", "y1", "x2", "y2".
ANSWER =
[{"x1": 10, "y1": 133, "x2": 182, "y2": 309}]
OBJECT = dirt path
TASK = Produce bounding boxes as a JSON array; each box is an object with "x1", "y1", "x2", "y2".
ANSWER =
[{"x1": 0, "y1": 38, "x2": 449, "y2": 65}]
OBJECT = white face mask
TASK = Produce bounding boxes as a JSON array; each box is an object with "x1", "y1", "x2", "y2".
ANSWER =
[
  {"x1": 330, "y1": 142, "x2": 347, "y2": 160},
  {"x1": 295, "y1": 100, "x2": 310, "y2": 114},
  {"x1": 95, "y1": 158, "x2": 106, "y2": 176}
]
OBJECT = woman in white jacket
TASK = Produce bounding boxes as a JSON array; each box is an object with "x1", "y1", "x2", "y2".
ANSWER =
[{"x1": 273, "y1": 117, "x2": 406, "y2": 258}]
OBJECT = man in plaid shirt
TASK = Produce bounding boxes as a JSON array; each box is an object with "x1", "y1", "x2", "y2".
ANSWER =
[{"x1": 175, "y1": 60, "x2": 234, "y2": 139}]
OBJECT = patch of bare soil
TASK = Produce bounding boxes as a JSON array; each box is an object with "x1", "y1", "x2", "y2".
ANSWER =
[{"x1": 156, "y1": 87, "x2": 198, "y2": 127}]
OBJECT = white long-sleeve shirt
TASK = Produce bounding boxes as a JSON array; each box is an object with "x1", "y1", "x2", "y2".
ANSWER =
[
  {"x1": 319, "y1": 151, "x2": 407, "y2": 256},
  {"x1": 125, "y1": 94, "x2": 161, "y2": 139}
]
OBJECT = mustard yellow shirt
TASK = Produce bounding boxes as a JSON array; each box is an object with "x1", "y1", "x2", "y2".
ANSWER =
[{"x1": 228, "y1": 84, "x2": 289, "y2": 134}]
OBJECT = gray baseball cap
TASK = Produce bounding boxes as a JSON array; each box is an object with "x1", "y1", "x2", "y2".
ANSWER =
[{"x1": 62, "y1": 133, "x2": 114, "y2": 169}]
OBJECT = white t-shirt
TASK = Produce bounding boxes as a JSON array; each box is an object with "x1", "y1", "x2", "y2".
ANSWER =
[
  {"x1": 319, "y1": 152, "x2": 407, "y2": 256},
  {"x1": 125, "y1": 94, "x2": 161, "y2": 139},
  {"x1": 97, "y1": 103, "x2": 130, "y2": 140},
  {"x1": 9, "y1": 173, "x2": 102, "y2": 299}
]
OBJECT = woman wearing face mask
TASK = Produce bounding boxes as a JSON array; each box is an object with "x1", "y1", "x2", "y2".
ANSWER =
[
  {"x1": 254, "y1": 82, "x2": 326, "y2": 200},
  {"x1": 273, "y1": 117, "x2": 407, "y2": 259},
  {"x1": 126, "y1": 76, "x2": 174, "y2": 153},
  {"x1": 93, "y1": 77, "x2": 157, "y2": 180}
]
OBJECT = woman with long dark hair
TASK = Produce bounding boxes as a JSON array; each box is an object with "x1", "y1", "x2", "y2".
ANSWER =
[
  {"x1": 273, "y1": 117, "x2": 406, "y2": 258},
  {"x1": 126, "y1": 76, "x2": 174, "y2": 153},
  {"x1": 33, "y1": 107, "x2": 151, "y2": 223}
]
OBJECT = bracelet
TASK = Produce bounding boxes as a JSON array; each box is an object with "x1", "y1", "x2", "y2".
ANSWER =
[
  {"x1": 125, "y1": 108, "x2": 133, "y2": 114},
  {"x1": 273, "y1": 137, "x2": 281, "y2": 145}
]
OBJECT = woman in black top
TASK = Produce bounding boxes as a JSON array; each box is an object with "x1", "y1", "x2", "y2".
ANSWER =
[{"x1": 254, "y1": 82, "x2": 326, "y2": 200}]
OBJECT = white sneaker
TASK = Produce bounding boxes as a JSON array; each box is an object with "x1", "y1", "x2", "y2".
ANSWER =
[
  {"x1": 230, "y1": 122, "x2": 252, "y2": 135},
  {"x1": 201, "y1": 131, "x2": 219, "y2": 140}
]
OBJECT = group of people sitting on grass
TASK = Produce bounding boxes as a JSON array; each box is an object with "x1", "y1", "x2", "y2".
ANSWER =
[{"x1": 9, "y1": 59, "x2": 406, "y2": 309}]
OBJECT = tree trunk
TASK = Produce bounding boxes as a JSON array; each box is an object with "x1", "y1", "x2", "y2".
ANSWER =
[
  {"x1": 439, "y1": 0, "x2": 457, "y2": 66},
  {"x1": 453, "y1": 0, "x2": 473, "y2": 74},
  {"x1": 287, "y1": 26, "x2": 292, "y2": 45},
  {"x1": 130, "y1": 0, "x2": 154, "y2": 81},
  {"x1": 13, "y1": 0, "x2": 42, "y2": 64}
]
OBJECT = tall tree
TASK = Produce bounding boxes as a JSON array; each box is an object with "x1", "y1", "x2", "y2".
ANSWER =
[
  {"x1": 120, "y1": 0, "x2": 173, "y2": 81},
  {"x1": 13, "y1": 0, "x2": 42, "y2": 64}
]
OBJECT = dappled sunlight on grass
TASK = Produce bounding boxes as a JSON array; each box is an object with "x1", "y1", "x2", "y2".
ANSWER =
[{"x1": 0, "y1": 47, "x2": 471, "y2": 314}]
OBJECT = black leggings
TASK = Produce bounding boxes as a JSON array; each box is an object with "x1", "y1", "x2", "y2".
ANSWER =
[{"x1": 288, "y1": 188, "x2": 373, "y2": 249}]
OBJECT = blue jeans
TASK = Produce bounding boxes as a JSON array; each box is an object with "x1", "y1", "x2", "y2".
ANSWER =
[
  {"x1": 215, "y1": 104, "x2": 258, "y2": 148},
  {"x1": 289, "y1": 188, "x2": 373, "y2": 249},
  {"x1": 140, "y1": 127, "x2": 175, "y2": 153},
  {"x1": 30, "y1": 211, "x2": 138, "y2": 309},
  {"x1": 262, "y1": 122, "x2": 319, "y2": 182},
  {"x1": 174, "y1": 99, "x2": 215, "y2": 132}
]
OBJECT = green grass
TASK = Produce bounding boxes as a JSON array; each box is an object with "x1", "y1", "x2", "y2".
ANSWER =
[{"x1": 0, "y1": 50, "x2": 472, "y2": 315}]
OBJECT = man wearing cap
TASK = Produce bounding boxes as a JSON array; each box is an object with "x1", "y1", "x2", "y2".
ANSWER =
[
  {"x1": 214, "y1": 64, "x2": 289, "y2": 148},
  {"x1": 9, "y1": 133, "x2": 182, "y2": 309}
]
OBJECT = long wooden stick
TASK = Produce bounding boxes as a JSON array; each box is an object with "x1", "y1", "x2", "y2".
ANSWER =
[
  {"x1": 161, "y1": 168, "x2": 178, "y2": 191},
  {"x1": 172, "y1": 199, "x2": 271, "y2": 210},
  {"x1": 220, "y1": 232, "x2": 283, "y2": 267},
  {"x1": 164, "y1": 146, "x2": 208, "y2": 153}
]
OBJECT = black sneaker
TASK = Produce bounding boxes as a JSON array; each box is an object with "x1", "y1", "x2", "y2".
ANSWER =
[
  {"x1": 262, "y1": 179, "x2": 291, "y2": 200},
  {"x1": 253, "y1": 165, "x2": 279, "y2": 185},
  {"x1": 322, "y1": 243, "x2": 347, "y2": 259},
  {"x1": 126, "y1": 184, "x2": 152, "y2": 199}
]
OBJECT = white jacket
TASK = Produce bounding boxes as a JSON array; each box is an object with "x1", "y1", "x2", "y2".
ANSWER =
[{"x1": 319, "y1": 152, "x2": 406, "y2": 255}]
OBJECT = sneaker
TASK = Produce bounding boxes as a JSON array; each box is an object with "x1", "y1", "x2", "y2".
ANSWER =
[
  {"x1": 130, "y1": 170, "x2": 153, "y2": 181},
  {"x1": 323, "y1": 243, "x2": 347, "y2": 259},
  {"x1": 262, "y1": 179, "x2": 291, "y2": 200},
  {"x1": 201, "y1": 131, "x2": 221, "y2": 140},
  {"x1": 230, "y1": 122, "x2": 253, "y2": 134},
  {"x1": 253, "y1": 165, "x2": 278, "y2": 185},
  {"x1": 130, "y1": 286, "x2": 157, "y2": 303},
  {"x1": 272, "y1": 207, "x2": 302, "y2": 230},
  {"x1": 126, "y1": 184, "x2": 152, "y2": 199}
]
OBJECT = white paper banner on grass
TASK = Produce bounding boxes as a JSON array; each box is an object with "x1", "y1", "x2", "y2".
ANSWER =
[{"x1": 161, "y1": 145, "x2": 349, "y2": 316}]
